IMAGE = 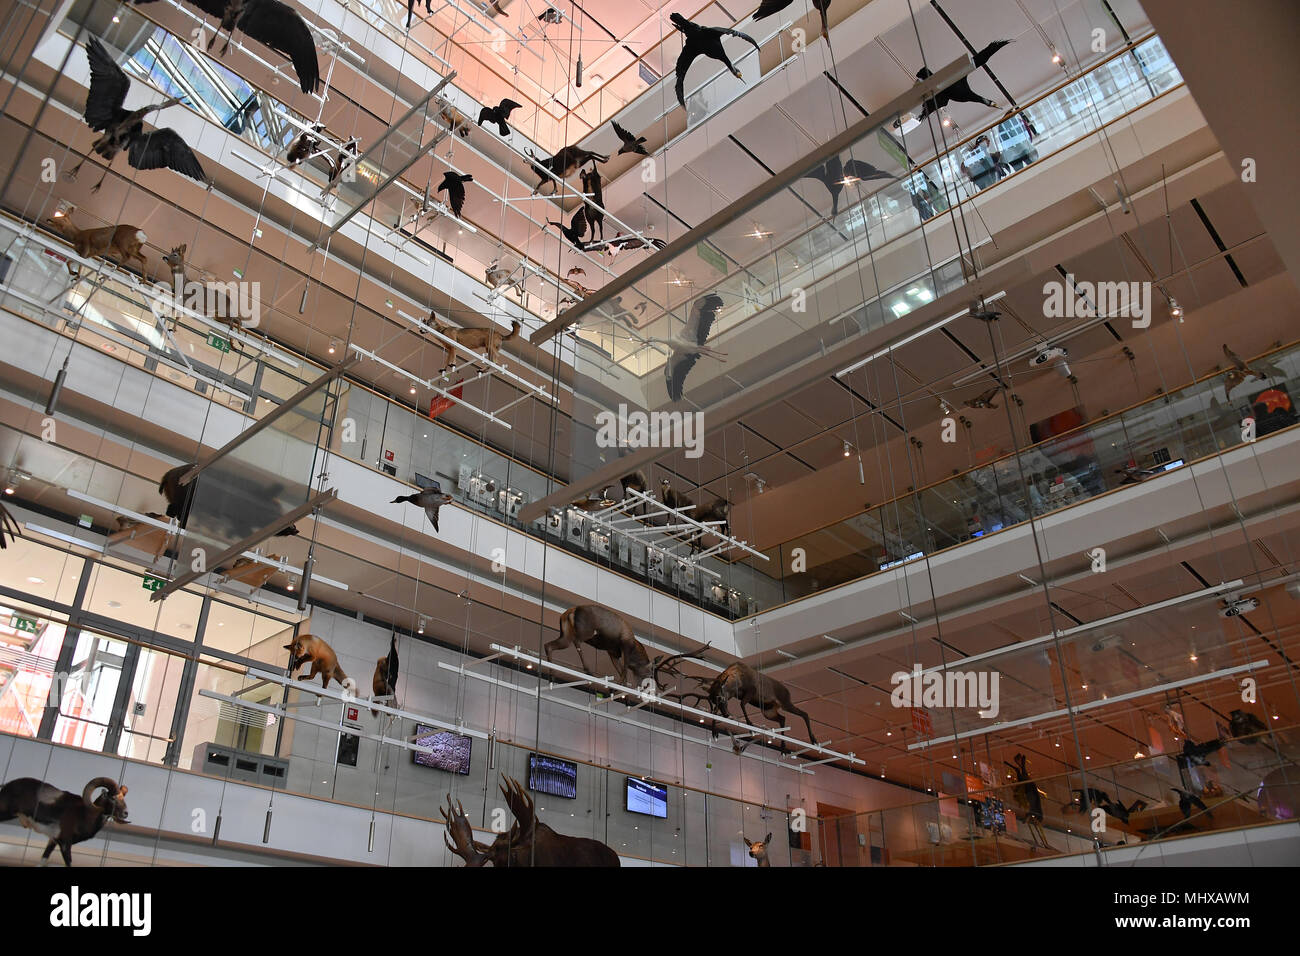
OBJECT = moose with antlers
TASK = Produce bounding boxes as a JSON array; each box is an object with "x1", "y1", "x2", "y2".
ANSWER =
[
  {"x1": 544, "y1": 604, "x2": 706, "y2": 692},
  {"x1": 441, "y1": 776, "x2": 619, "y2": 866},
  {"x1": 0, "y1": 776, "x2": 129, "y2": 866}
]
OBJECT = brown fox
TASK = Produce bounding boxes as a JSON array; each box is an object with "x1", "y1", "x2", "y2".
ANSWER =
[
  {"x1": 284, "y1": 634, "x2": 355, "y2": 693},
  {"x1": 427, "y1": 314, "x2": 519, "y2": 370}
]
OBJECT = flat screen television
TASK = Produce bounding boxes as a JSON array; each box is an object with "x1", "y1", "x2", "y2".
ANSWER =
[
  {"x1": 528, "y1": 753, "x2": 578, "y2": 799},
  {"x1": 625, "y1": 777, "x2": 667, "y2": 818},
  {"x1": 971, "y1": 797, "x2": 1006, "y2": 832},
  {"x1": 411, "y1": 726, "x2": 472, "y2": 775}
]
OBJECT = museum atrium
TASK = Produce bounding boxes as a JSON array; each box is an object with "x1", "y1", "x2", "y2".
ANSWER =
[{"x1": 0, "y1": 0, "x2": 1296, "y2": 868}]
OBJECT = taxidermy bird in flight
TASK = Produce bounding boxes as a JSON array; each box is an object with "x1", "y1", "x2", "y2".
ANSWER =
[
  {"x1": 393, "y1": 483, "x2": 454, "y2": 533},
  {"x1": 656, "y1": 293, "x2": 728, "y2": 401},
  {"x1": 477, "y1": 98, "x2": 523, "y2": 136},
  {"x1": 753, "y1": 0, "x2": 832, "y2": 42},
  {"x1": 547, "y1": 206, "x2": 589, "y2": 251},
  {"x1": 964, "y1": 386, "x2": 1000, "y2": 409},
  {"x1": 437, "y1": 170, "x2": 474, "y2": 218},
  {"x1": 670, "y1": 13, "x2": 761, "y2": 109},
  {"x1": 911, "y1": 39, "x2": 1013, "y2": 120},
  {"x1": 406, "y1": 0, "x2": 432, "y2": 29},
  {"x1": 1222, "y1": 344, "x2": 1284, "y2": 398},
  {"x1": 136, "y1": 0, "x2": 321, "y2": 94},
  {"x1": 1171, "y1": 787, "x2": 1210, "y2": 821},
  {"x1": 611, "y1": 119, "x2": 648, "y2": 156},
  {"x1": 68, "y1": 38, "x2": 207, "y2": 193},
  {"x1": 801, "y1": 155, "x2": 892, "y2": 217}
]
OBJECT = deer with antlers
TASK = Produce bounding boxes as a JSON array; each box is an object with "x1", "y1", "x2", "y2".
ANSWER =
[
  {"x1": 441, "y1": 776, "x2": 619, "y2": 866},
  {"x1": 709, "y1": 662, "x2": 817, "y2": 747},
  {"x1": 544, "y1": 604, "x2": 706, "y2": 692}
]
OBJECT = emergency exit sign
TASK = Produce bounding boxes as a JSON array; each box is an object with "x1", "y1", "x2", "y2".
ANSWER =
[
  {"x1": 10, "y1": 615, "x2": 38, "y2": 634},
  {"x1": 142, "y1": 575, "x2": 166, "y2": 592},
  {"x1": 206, "y1": 332, "x2": 231, "y2": 353}
]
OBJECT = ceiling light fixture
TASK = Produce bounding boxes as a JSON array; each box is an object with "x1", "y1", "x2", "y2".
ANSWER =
[{"x1": 843, "y1": 441, "x2": 852, "y2": 457}]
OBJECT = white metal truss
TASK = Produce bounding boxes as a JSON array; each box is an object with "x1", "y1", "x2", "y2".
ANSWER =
[
  {"x1": 393, "y1": 307, "x2": 552, "y2": 401},
  {"x1": 477, "y1": 643, "x2": 860, "y2": 766},
  {"x1": 347, "y1": 343, "x2": 512, "y2": 429}
]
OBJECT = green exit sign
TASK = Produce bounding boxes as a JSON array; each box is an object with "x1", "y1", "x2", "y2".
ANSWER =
[
  {"x1": 206, "y1": 332, "x2": 231, "y2": 353},
  {"x1": 10, "y1": 615, "x2": 38, "y2": 634},
  {"x1": 695, "y1": 241, "x2": 727, "y2": 275},
  {"x1": 142, "y1": 575, "x2": 166, "y2": 592}
]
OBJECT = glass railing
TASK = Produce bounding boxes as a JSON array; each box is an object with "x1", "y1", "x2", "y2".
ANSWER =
[{"x1": 750, "y1": 338, "x2": 1300, "y2": 606}]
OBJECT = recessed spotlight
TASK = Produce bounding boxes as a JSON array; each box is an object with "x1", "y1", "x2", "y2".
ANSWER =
[
  {"x1": 107, "y1": 600, "x2": 122, "y2": 609},
  {"x1": 26, "y1": 576, "x2": 44, "y2": 584}
]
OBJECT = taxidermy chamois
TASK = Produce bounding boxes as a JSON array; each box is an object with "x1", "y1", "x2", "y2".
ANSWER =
[
  {"x1": 441, "y1": 776, "x2": 619, "y2": 866},
  {"x1": 709, "y1": 662, "x2": 817, "y2": 746},
  {"x1": 284, "y1": 634, "x2": 356, "y2": 693},
  {"x1": 371, "y1": 633, "x2": 399, "y2": 717},
  {"x1": 745, "y1": 832, "x2": 772, "y2": 866},
  {"x1": 46, "y1": 215, "x2": 148, "y2": 277},
  {"x1": 0, "y1": 776, "x2": 128, "y2": 866},
  {"x1": 544, "y1": 604, "x2": 705, "y2": 691}
]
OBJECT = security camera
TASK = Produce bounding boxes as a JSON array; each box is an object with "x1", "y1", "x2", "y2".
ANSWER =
[{"x1": 1220, "y1": 597, "x2": 1260, "y2": 618}]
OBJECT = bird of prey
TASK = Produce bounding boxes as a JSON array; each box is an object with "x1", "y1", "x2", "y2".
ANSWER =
[
  {"x1": 1222, "y1": 343, "x2": 1284, "y2": 398},
  {"x1": 911, "y1": 39, "x2": 1013, "y2": 120},
  {"x1": 393, "y1": 484, "x2": 454, "y2": 532},
  {"x1": 970, "y1": 306, "x2": 1001, "y2": 321},
  {"x1": 670, "y1": 13, "x2": 761, "y2": 109},
  {"x1": 1179, "y1": 737, "x2": 1224, "y2": 767},
  {"x1": 1228, "y1": 709, "x2": 1268, "y2": 742},
  {"x1": 68, "y1": 38, "x2": 208, "y2": 193},
  {"x1": 437, "y1": 170, "x2": 473, "y2": 218},
  {"x1": 801, "y1": 155, "x2": 893, "y2": 217},
  {"x1": 1171, "y1": 787, "x2": 1210, "y2": 820},
  {"x1": 658, "y1": 293, "x2": 728, "y2": 401},
  {"x1": 537, "y1": 6, "x2": 564, "y2": 23},
  {"x1": 547, "y1": 206, "x2": 589, "y2": 251},
  {"x1": 564, "y1": 275, "x2": 597, "y2": 298},
  {"x1": 0, "y1": 501, "x2": 18, "y2": 549},
  {"x1": 603, "y1": 232, "x2": 667, "y2": 255},
  {"x1": 137, "y1": 0, "x2": 322, "y2": 94},
  {"x1": 964, "y1": 386, "x2": 1000, "y2": 409},
  {"x1": 371, "y1": 632, "x2": 399, "y2": 717},
  {"x1": 754, "y1": 0, "x2": 832, "y2": 41},
  {"x1": 476, "y1": 98, "x2": 523, "y2": 136},
  {"x1": 566, "y1": 267, "x2": 586, "y2": 278},
  {"x1": 611, "y1": 119, "x2": 648, "y2": 155}
]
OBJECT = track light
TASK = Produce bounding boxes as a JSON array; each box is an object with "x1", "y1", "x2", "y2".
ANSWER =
[
  {"x1": 328, "y1": 338, "x2": 338, "y2": 354},
  {"x1": 1169, "y1": 298, "x2": 1184, "y2": 320},
  {"x1": 53, "y1": 199, "x2": 75, "y2": 219},
  {"x1": 843, "y1": 441, "x2": 852, "y2": 457},
  {"x1": 417, "y1": 618, "x2": 426, "y2": 634},
  {"x1": 286, "y1": 576, "x2": 298, "y2": 592}
]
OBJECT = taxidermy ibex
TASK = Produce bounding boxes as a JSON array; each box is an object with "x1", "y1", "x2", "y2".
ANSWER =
[
  {"x1": 709, "y1": 662, "x2": 817, "y2": 746},
  {"x1": 544, "y1": 604, "x2": 707, "y2": 691},
  {"x1": 441, "y1": 776, "x2": 619, "y2": 866},
  {"x1": 285, "y1": 634, "x2": 356, "y2": 694},
  {"x1": 0, "y1": 776, "x2": 128, "y2": 866}
]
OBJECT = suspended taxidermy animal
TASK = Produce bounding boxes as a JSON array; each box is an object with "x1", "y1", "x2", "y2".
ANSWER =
[
  {"x1": 392, "y1": 482, "x2": 454, "y2": 533},
  {"x1": 405, "y1": 0, "x2": 432, "y2": 29},
  {"x1": 484, "y1": 261, "x2": 513, "y2": 288},
  {"x1": 708, "y1": 661, "x2": 818, "y2": 745},
  {"x1": 158, "y1": 463, "x2": 197, "y2": 522},
  {"x1": 476, "y1": 98, "x2": 523, "y2": 136},
  {"x1": 1228, "y1": 708, "x2": 1268, "y2": 742},
  {"x1": 800, "y1": 155, "x2": 892, "y2": 217},
  {"x1": 546, "y1": 205, "x2": 589, "y2": 251},
  {"x1": 525, "y1": 145, "x2": 608, "y2": 194},
  {"x1": 371, "y1": 633, "x2": 399, "y2": 716},
  {"x1": 436, "y1": 170, "x2": 474, "y2": 218},
  {"x1": 68, "y1": 38, "x2": 207, "y2": 192},
  {"x1": 963, "y1": 386, "x2": 1000, "y2": 410},
  {"x1": 658, "y1": 478, "x2": 691, "y2": 513},
  {"x1": 285, "y1": 123, "x2": 326, "y2": 165},
  {"x1": 426, "y1": 314, "x2": 520, "y2": 370},
  {"x1": 1221, "y1": 344, "x2": 1284, "y2": 399},
  {"x1": 284, "y1": 633, "x2": 355, "y2": 693},
  {"x1": 163, "y1": 244, "x2": 257, "y2": 331},
  {"x1": 745, "y1": 832, "x2": 773, "y2": 866},
  {"x1": 694, "y1": 497, "x2": 731, "y2": 545},
  {"x1": 908, "y1": 40, "x2": 1013, "y2": 122},
  {"x1": 544, "y1": 604, "x2": 706, "y2": 690},
  {"x1": 611, "y1": 119, "x2": 648, "y2": 156},
  {"x1": 670, "y1": 13, "x2": 761, "y2": 109},
  {"x1": 0, "y1": 776, "x2": 129, "y2": 867},
  {"x1": 602, "y1": 231, "x2": 667, "y2": 256},
  {"x1": 135, "y1": 0, "x2": 321, "y2": 94},
  {"x1": 439, "y1": 105, "x2": 473, "y2": 137},
  {"x1": 441, "y1": 777, "x2": 619, "y2": 866},
  {"x1": 45, "y1": 215, "x2": 148, "y2": 278},
  {"x1": 580, "y1": 166, "x2": 606, "y2": 241},
  {"x1": 655, "y1": 293, "x2": 728, "y2": 401},
  {"x1": 754, "y1": 0, "x2": 832, "y2": 41}
]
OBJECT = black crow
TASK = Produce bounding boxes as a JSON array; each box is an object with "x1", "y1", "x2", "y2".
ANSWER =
[
  {"x1": 547, "y1": 206, "x2": 589, "y2": 250},
  {"x1": 611, "y1": 119, "x2": 648, "y2": 156},
  {"x1": 406, "y1": 0, "x2": 432, "y2": 29},
  {"x1": 670, "y1": 13, "x2": 761, "y2": 109},
  {"x1": 911, "y1": 39, "x2": 1013, "y2": 121},
  {"x1": 476, "y1": 98, "x2": 523, "y2": 136},
  {"x1": 393, "y1": 484, "x2": 454, "y2": 533},
  {"x1": 754, "y1": 0, "x2": 832, "y2": 41},
  {"x1": 1171, "y1": 787, "x2": 1210, "y2": 820},
  {"x1": 660, "y1": 294, "x2": 727, "y2": 401},
  {"x1": 801, "y1": 155, "x2": 893, "y2": 216},
  {"x1": 69, "y1": 38, "x2": 207, "y2": 192},
  {"x1": 437, "y1": 171, "x2": 474, "y2": 218}
]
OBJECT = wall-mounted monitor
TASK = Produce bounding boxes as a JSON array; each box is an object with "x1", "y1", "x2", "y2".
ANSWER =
[
  {"x1": 528, "y1": 753, "x2": 578, "y2": 799},
  {"x1": 625, "y1": 777, "x2": 667, "y2": 818},
  {"x1": 411, "y1": 726, "x2": 472, "y2": 775}
]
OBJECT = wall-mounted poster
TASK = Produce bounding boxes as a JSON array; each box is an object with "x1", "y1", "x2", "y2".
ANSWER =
[{"x1": 1249, "y1": 383, "x2": 1298, "y2": 436}]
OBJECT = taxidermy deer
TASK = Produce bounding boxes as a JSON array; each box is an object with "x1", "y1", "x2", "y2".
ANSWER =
[
  {"x1": 441, "y1": 776, "x2": 619, "y2": 866},
  {"x1": 709, "y1": 662, "x2": 817, "y2": 746},
  {"x1": 426, "y1": 314, "x2": 520, "y2": 370},
  {"x1": 544, "y1": 604, "x2": 706, "y2": 691},
  {"x1": 745, "y1": 832, "x2": 772, "y2": 866},
  {"x1": 163, "y1": 244, "x2": 255, "y2": 331},
  {"x1": 284, "y1": 634, "x2": 356, "y2": 694},
  {"x1": 46, "y1": 215, "x2": 148, "y2": 277},
  {"x1": 0, "y1": 776, "x2": 128, "y2": 866}
]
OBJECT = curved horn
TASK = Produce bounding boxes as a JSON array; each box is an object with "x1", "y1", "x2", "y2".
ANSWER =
[{"x1": 82, "y1": 777, "x2": 119, "y2": 806}]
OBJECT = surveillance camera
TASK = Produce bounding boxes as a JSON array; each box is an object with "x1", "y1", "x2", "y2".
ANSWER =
[{"x1": 1220, "y1": 597, "x2": 1260, "y2": 618}]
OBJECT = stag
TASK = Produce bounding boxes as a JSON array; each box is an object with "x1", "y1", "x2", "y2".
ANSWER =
[
  {"x1": 709, "y1": 662, "x2": 817, "y2": 746},
  {"x1": 441, "y1": 777, "x2": 619, "y2": 866},
  {"x1": 544, "y1": 604, "x2": 706, "y2": 691},
  {"x1": 0, "y1": 776, "x2": 128, "y2": 866}
]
